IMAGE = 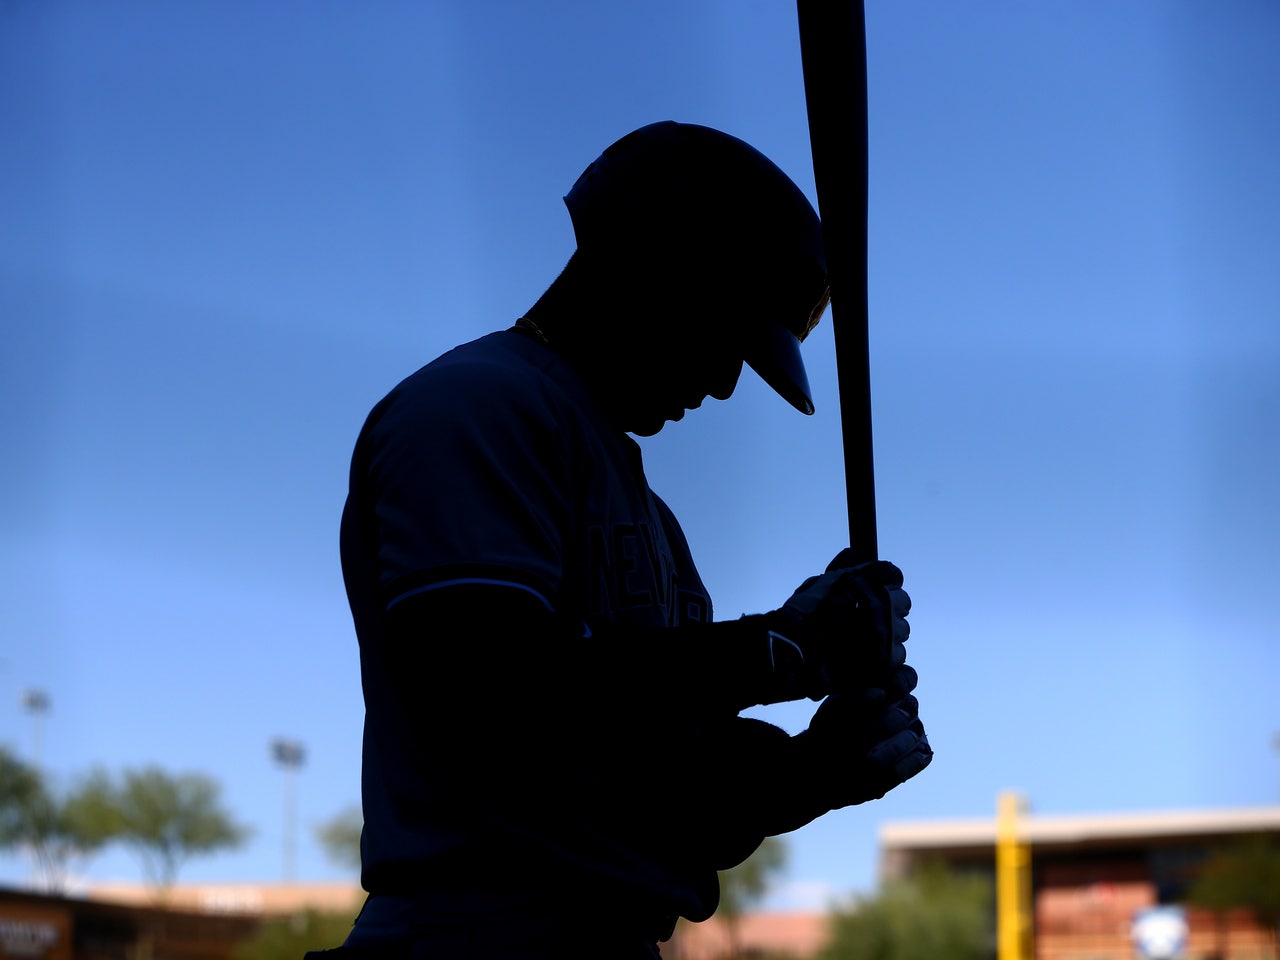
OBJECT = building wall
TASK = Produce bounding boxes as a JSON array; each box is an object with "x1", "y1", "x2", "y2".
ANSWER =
[
  {"x1": 663, "y1": 912, "x2": 829, "y2": 960},
  {"x1": 1182, "y1": 907, "x2": 1277, "y2": 960},
  {"x1": 0, "y1": 898, "x2": 72, "y2": 960},
  {"x1": 0, "y1": 888, "x2": 260, "y2": 960},
  {"x1": 1033, "y1": 858, "x2": 1276, "y2": 960},
  {"x1": 882, "y1": 808, "x2": 1280, "y2": 960},
  {"x1": 1036, "y1": 859, "x2": 1156, "y2": 960}
]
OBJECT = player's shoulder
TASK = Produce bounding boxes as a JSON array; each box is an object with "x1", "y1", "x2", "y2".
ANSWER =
[
  {"x1": 367, "y1": 329, "x2": 588, "y2": 438},
  {"x1": 407, "y1": 329, "x2": 555, "y2": 395}
]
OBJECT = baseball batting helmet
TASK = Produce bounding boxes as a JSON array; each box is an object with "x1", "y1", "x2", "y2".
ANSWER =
[{"x1": 563, "y1": 121, "x2": 830, "y2": 415}]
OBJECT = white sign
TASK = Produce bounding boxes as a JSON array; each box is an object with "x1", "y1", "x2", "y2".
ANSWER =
[
  {"x1": 0, "y1": 919, "x2": 60, "y2": 959},
  {"x1": 1131, "y1": 906, "x2": 1189, "y2": 960}
]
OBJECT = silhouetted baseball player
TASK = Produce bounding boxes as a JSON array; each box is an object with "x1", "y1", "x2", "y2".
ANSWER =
[{"x1": 330, "y1": 122, "x2": 931, "y2": 960}]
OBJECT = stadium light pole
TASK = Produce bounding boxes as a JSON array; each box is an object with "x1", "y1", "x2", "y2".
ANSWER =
[
  {"x1": 270, "y1": 738, "x2": 306, "y2": 884},
  {"x1": 20, "y1": 689, "x2": 50, "y2": 771}
]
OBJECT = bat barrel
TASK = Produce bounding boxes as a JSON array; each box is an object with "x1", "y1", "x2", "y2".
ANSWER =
[{"x1": 797, "y1": 0, "x2": 877, "y2": 562}]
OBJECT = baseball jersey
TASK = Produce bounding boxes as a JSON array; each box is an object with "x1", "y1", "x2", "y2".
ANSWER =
[{"x1": 340, "y1": 328, "x2": 725, "y2": 924}]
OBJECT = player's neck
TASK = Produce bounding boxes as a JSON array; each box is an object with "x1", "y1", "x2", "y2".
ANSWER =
[{"x1": 522, "y1": 256, "x2": 669, "y2": 433}]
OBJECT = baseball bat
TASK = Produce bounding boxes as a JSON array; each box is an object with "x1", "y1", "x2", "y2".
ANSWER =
[{"x1": 796, "y1": 0, "x2": 877, "y2": 561}]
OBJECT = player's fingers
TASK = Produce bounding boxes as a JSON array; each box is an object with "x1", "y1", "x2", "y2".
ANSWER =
[
  {"x1": 866, "y1": 723, "x2": 919, "y2": 767},
  {"x1": 870, "y1": 695, "x2": 918, "y2": 741},
  {"x1": 866, "y1": 560, "x2": 905, "y2": 588},
  {"x1": 893, "y1": 615, "x2": 911, "y2": 645},
  {"x1": 893, "y1": 733, "x2": 932, "y2": 781},
  {"x1": 884, "y1": 664, "x2": 918, "y2": 700},
  {"x1": 824, "y1": 548, "x2": 860, "y2": 573},
  {"x1": 888, "y1": 584, "x2": 911, "y2": 619}
]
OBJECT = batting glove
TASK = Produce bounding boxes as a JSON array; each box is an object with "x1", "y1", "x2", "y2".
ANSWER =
[
  {"x1": 761, "y1": 556, "x2": 910, "y2": 701},
  {"x1": 797, "y1": 685, "x2": 933, "y2": 809}
]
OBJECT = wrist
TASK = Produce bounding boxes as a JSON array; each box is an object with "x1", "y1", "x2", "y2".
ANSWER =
[
  {"x1": 758, "y1": 609, "x2": 829, "y2": 703},
  {"x1": 696, "y1": 613, "x2": 821, "y2": 711}
]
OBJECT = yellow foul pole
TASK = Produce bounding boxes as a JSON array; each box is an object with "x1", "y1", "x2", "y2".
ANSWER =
[{"x1": 996, "y1": 790, "x2": 1033, "y2": 960}]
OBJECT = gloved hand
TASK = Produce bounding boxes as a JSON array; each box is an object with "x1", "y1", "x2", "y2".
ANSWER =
[
  {"x1": 762, "y1": 555, "x2": 911, "y2": 701},
  {"x1": 796, "y1": 676, "x2": 932, "y2": 809}
]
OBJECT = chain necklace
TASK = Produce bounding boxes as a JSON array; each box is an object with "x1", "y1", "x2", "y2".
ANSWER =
[{"x1": 513, "y1": 315, "x2": 551, "y2": 346}]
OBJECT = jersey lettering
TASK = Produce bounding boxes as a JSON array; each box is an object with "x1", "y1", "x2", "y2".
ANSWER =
[
  {"x1": 586, "y1": 521, "x2": 682, "y2": 621},
  {"x1": 678, "y1": 589, "x2": 710, "y2": 625}
]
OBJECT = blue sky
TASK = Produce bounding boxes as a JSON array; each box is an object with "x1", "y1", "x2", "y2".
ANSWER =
[{"x1": 2, "y1": 1, "x2": 1278, "y2": 910}]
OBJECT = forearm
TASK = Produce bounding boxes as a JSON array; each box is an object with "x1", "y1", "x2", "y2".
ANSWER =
[
  {"x1": 384, "y1": 580, "x2": 817, "y2": 718},
  {"x1": 668, "y1": 715, "x2": 831, "y2": 870},
  {"x1": 582, "y1": 613, "x2": 817, "y2": 714},
  {"x1": 376, "y1": 582, "x2": 929, "y2": 874}
]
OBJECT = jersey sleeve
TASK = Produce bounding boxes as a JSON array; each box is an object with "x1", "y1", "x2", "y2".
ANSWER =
[{"x1": 362, "y1": 355, "x2": 575, "y2": 612}]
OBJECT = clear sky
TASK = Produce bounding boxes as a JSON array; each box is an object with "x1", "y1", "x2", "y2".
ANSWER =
[{"x1": 2, "y1": 1, "x2": 1278, "y2": 910}]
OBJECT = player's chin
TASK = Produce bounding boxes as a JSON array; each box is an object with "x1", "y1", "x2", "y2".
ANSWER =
[
  {"x1": 629, "y1": 409, "x2": 683, "y2": 437},
  {"x1": 630, "y1": 419, "x2": 669, "y2": 437}
]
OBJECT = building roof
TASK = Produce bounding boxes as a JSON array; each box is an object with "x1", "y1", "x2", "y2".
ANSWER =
[
  {"x1": 85, "y1": 881, "x2": 364, "y2": 917},
  {"x1": 878, "y1": 805, "x2": 1280, "y2": 878}
]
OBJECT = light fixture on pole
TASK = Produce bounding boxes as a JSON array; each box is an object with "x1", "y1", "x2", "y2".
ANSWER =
[
  {"x1": 270, "y1": 738, "x2": 306, "y2": 883},
  {"x1": 20, "y1": 689, "x2": 50, "y2": 770}
]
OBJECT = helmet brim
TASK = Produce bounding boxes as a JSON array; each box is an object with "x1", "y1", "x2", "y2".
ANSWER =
[{"x1": 744, "y1": 320, "x2": 815, "y2": 416}]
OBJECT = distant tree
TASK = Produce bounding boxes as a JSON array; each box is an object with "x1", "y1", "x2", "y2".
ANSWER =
[
  {"x1": 314, "y1": 805, "x2": 363, "y2": 874},
  {"x1": 24, "y1": 773, "x2": 117, "y2": 892},
  {"x1": 0, "y1": 748, "x2": 115, "y2": 891},
  {"x1": 232, "y1": 908, "x2": 359, "y2": 960},
  {"x1": 0, "y1": 747, "x2": 43, "y2": 846},
  {"x1": 1187, "y1": 834, "x2": 1280, "y2": 954},
  {"x1": 714, "y1": 837, "x2": 788, "y2": 960},
  {"x1": 819, "y1": 864, "x2": 992, "y2": 960},
  {"x1": 104, "y1": 766, "x2": 250, "y2": 891}
]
